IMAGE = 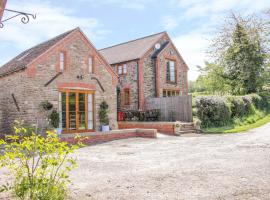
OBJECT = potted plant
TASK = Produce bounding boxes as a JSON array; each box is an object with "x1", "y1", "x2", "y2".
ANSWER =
[
  {"x1": 49, "y1": 109, "x2": 61, "y2": 135},
  {"x1": 40, "y1": 100, "x2": 53, "y2": 111},
  {"x1": 99, "y1": 101, "x2": 109, "y2": 132}
]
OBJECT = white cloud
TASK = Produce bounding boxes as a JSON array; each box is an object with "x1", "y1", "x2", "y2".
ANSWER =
[
  {"x1": 0, "y1": 0, "x2": 109, "y2": 65},
  {"x1": 173, "y1": 33, "x2": 210, "y2": 81},
  {"x1": 79, "y1": 0, "x2": 152, "y2": 10},
  {"x1": 172, "y1": 0, "x2": 270, "y2": 19},
  {"x1": 169, "y1": 0, "x2": 270, "y2": 80},
  {"x1": 162, "y1": 16, "x2": 179, "y2": 30}
]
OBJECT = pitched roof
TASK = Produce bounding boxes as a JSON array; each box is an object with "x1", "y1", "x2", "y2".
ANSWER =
[
  {"x1": 99, "y1": 31, "x2": 166, "y2": 64},
  {"x1": 0, "y1": 28, "x2": 76, "y2": 77}
]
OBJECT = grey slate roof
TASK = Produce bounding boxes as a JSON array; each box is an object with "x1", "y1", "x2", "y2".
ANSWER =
[
  {"x1": 99, "y1": 31, "x2": 166, "y2": 64},
  {"x1": 0, "y1": 28, "x2": 76, "y2": 77}
]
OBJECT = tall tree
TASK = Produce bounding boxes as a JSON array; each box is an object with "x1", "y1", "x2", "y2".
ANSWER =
[{"x1": 209, "y1": 13, "x2": 269, "y2": 95}]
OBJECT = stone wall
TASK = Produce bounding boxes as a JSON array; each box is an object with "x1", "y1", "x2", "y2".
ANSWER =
[
  {"x1": 112, "y1": 60, "x2": 139, "y2": 111},
  {"x1": 0, "y1": 31, "x2": 118, "y2": 134},
  {"x1": 158, "y1": 43, "x2": 188, "y2": 96}
]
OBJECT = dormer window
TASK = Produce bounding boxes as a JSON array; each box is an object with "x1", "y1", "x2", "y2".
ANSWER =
[
  {"x1": 118, "y1": 65, "x2": 123, "y2": 75},
  {"x1": 117, "y1": 63, "x2": 127, "y2": 75},
  {"x1": 123, "y1": 64, "x2": 127, "y2": 74},
  {"x1": 88, "y1": 57, "x2": 93, "y2": 73},
  {"x1": 60, "y1": 52, "x2": 65, "y2": 71}
]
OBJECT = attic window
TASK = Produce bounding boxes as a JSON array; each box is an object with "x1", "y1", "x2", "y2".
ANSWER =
[
  {"x1": 60, "y1": 52, "x2": 66, "y2": 71},
  {"x1": 118, "y1": 65, "x2": 123, "y2": 75},
  {"x1": 88, "y1": 57, "x2": 93, "y2": 73},
  {"x1": 117, "y1": 64, "x2": 127, "y2": 75}
]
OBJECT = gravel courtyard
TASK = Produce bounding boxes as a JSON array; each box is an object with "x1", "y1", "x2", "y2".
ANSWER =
[
  {"x1": 1, "y1": 123, "x2": 270, "y2": 200},
  {"x1": 67, "y1": 123, "x2": 270, "y2": 200}
]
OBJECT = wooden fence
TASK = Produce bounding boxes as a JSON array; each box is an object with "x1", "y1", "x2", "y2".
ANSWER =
[{"x1": 145, "y1": 95, "x2": 193, "y2": 122}]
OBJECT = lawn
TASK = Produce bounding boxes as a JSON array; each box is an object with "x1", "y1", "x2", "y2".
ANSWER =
[{"x1": 204, "y1": 113, "x2": 270, "y2": 133}]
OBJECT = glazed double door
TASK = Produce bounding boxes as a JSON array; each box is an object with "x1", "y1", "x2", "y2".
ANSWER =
[{"x1": 59, "y1": 90, "x2": 94, "y2": 133}]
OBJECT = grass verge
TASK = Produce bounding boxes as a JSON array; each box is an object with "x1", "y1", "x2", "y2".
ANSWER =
[{"x1": 203, "y1": 112, "x2": 270, "y2": 134}]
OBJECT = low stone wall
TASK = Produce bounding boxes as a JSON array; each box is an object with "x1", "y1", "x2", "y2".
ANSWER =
[
  {"x1": 118, "y1": 122, "x2": 176, "y2": 135},
  {"x1": 60, "y1": 129, "x2": 157, "y2": 145}
]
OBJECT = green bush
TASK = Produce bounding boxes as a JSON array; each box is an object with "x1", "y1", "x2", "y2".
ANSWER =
[
  {"x1": 196, "y1": 96, "x2": 231, "y2": 127},
  {"x1": 248, "y1": 93, "x2": 264, "y2": 110},
  {"x1": 225, "y1": 96, "x2": 246, "y2": 117},
  {"x1": 0, "y1": 126, "x2": 82, "y2": 200},
  {"x1": 257, "y1": 92, "x2": 270, "y2": 109},
  {"x1": 241, "y1": 95, "x2": 254, "y2": 115}
]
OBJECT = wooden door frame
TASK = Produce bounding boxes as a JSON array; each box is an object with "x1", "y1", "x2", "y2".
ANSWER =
[{"x1": 59, "y1": 89, "x2": 96, "y2": 134}]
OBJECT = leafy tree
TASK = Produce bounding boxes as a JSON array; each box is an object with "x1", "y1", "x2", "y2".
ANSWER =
[
  {"x1": 189, "y1": 62, "x2": 229, "y2": 95},
  {"x1": 196, "y1": 62, "x2": 230, "y2": 94},
  {"x1": 209, "y1": 13, "x2": 269, "y2": 95},
  {"x1": 223, "y1": 23, "x2": 265, "y2": 94}
]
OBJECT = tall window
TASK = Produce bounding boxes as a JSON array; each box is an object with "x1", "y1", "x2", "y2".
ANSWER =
[
  {"x1": 118, "y1": 65, "x2": 123, "y2": 75},
  {"x1": 60, "y1": 52, "x2": 65, "y2": 71},
  {"x1": 88, "y1": 57, "x2": 93, "y2": 73},
  {"x1": 124, "y1": 89, "x2": 130, "y2": 105},
  {"x1": 166, "y1": 60, "x2": 176, "y2": 83},
  {"x1": 123, "y1": 64, "x2": 127, "y2": 74}
]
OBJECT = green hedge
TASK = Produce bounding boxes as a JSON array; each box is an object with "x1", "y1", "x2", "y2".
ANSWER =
[
  {"x1": 196, "y1": 96, "x2": 231, "y2": 127},
  {"x1": 196, "y1": 93, "x2": 270, "y2": 128}
]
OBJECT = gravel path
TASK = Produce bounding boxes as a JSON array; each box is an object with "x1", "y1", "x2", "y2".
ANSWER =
[{"x1": 1, "y1": 123, "x2": 270, "y2": 199}]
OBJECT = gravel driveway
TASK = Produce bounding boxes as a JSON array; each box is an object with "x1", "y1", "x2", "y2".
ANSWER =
[{"x1": 1, "y1": 123, "x2": 270, "y2": 200}]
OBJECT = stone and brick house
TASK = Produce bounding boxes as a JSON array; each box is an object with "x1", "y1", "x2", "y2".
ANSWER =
[
  {"x1": 99, "y1": 31, "x2": 189, "y2": 111},
  {"x1": 0, "y1": 28, "x2": 118, "y2": 134}
]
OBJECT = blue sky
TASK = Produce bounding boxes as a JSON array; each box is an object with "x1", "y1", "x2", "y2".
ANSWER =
[{"x1": 0, "y1": 0, "x2": 269, "y2": 80}]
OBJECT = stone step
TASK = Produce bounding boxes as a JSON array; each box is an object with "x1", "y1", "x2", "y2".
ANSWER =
[{"x1": 178, "y1": 130, "x2": 197, "y2": 134}]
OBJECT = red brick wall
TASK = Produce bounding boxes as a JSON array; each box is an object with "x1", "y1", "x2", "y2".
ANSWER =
[
  {"x1": 118, "y1": 122, "x2": 175, "y2": 135},
  {"x1": 60, "y1": 129, "x2": 157, "y2": 145}
]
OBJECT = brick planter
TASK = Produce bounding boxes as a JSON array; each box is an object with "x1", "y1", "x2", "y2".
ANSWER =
[
  {"x1": 118, "y1": 121, "x2": 177, "y2": 135},
  {"x1": 60, "y1": 129, "x2": 157, "y2": 145}
]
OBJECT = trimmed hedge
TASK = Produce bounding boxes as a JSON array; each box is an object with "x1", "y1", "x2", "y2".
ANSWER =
[
  {"x1": 196, "y1": 93, "x2": 270, "y2": 128},
  {"x1": 196, "y1": 96, "x2": 231, "y2": 127}
]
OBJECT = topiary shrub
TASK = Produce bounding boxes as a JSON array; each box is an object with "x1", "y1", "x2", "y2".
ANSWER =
[
  {"x1": 196, "y1": 96, "x2": 231, "y2": 128},
  {"x1": 49, "y1": 109, "x2": 60, "y2": 129},
  {"x1": 99, "y1": 101, "x2": 109, "y2": 125}
]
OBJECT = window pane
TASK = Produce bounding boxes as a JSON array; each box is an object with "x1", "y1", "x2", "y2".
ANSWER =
[
  {"x1": 59, "y1": 92, "x2": 66, "y2": 130},
  {"x1": 124, "y1": 90, "x2": 129, "y2": 105},
  {"x1": 60, "y1": 52, "x2": 65, "y2": 71},
  {"x1": 68, "y1": 93, "x2": 76, "y2": 130},
  {"x1": 118, "y1": 66, "x2": 123, "y2": 74},
  {"x1": 78, "y1": 93, "x2": 86, "y2": 130},
  {"x1": 166, "y1": 62, "x2": 170, "y2": 81},
  {"x1": 170, "y1": 61, "x2": 175, "y2": 82},
  {"x1": 89, "y1": 57, "x2": 93, "y2": 73},
  {"x1": 88, "y1": 94, "x2": 93, "y2": 129},
  {"x1": 123, "y1": 64, "x2": 127, "y2": 74},
  {"x1": 163, "y1": 91, "x2": 166, "y2": 97}
]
